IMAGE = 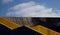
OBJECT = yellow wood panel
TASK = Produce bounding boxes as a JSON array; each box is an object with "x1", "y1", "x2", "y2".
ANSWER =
[
  {"x1": 25, "y1": 25, "x2": 60, "y2": 35},
  {"x1": 0, "y1": 17, "x2": 20, "y2": 30},
  {"x1": 47, "y1": 29, "x2": 60, "y2": 35}
]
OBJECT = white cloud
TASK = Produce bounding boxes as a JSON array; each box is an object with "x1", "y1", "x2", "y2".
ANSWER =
[
  {"x1": 6, "y1": 1, "x2": 60, "y2": 17},
  {"x1": 2, "y1": 0, "x2": 13, "y2": 3}
]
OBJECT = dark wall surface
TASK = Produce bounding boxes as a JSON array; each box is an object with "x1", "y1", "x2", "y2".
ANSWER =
[
  {"x1": 32, "y1": 18, "x2": 60, "y2": 33},
  {"x1": 0, "y1": 24, "x2": 42, "y2": 35}
]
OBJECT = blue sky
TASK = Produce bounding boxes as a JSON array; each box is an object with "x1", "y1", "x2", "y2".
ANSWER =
[{"x1": 0, "y1": 0, "x2": 60, "y2": 17}]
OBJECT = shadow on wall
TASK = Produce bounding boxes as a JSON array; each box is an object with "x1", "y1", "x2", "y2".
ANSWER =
[{"x1": 0, "y1": 24, "x2": 42, "y2": 35}]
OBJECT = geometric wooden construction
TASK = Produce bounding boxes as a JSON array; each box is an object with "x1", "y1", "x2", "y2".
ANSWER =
[{"x1": 0, "y1": 17, "x2": 60, "y2": 35}]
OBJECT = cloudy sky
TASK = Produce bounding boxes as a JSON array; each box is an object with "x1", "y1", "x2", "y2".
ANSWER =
[{"x1": 0, "y1": 0, "x2": 60, "y2": 17}]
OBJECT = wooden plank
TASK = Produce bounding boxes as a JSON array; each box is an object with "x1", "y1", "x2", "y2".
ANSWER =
[
  {"x1": 25, "y1": 25, "x2": 60, "y2": 35},
  {"x1": 0, "y1": 17, "x2": 20, "y2": 30}
]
